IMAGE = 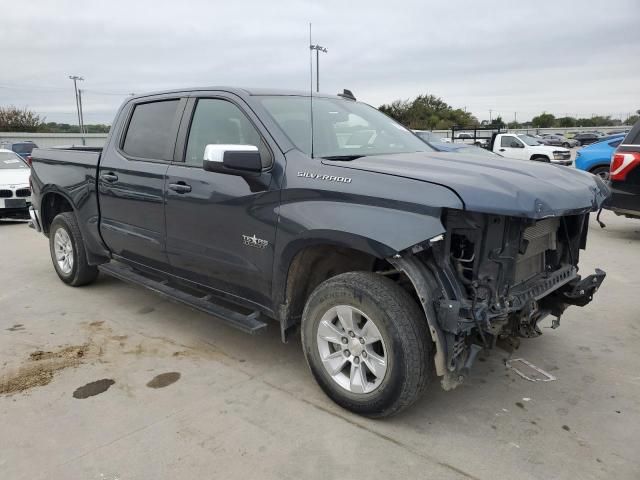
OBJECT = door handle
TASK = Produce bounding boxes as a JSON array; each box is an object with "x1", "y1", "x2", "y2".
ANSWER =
[
  {"x1": 100, "y1": 172, "x2": 118, "y2": 183},
  {"x1": 499, "y1": 148, "x2": 506, "y2": 152},
  {"x1": 168, "y1": 182, "x2": 192, "y2": 194}
]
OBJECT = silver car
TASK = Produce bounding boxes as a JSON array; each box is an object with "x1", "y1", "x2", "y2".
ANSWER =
[{"x1": 541, "y1": 134, "x2": 579, "y2": 148}]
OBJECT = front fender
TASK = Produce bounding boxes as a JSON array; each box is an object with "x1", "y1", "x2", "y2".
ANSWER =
[{"x1": 272, "y1": 200, "x2": 448, "y2": 306}]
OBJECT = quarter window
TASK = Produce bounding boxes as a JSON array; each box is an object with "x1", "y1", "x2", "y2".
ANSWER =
[
  {"x1": 122, "y1": 100, "x2": 180, "y2": 160},
  {"x1": 185, "y1": 98, "x2": 271, "y2": 167}
]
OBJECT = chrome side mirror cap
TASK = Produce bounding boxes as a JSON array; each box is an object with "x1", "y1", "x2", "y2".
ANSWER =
[{"x1": 203, "y1": 144, "x2": 262, "y2": 174}]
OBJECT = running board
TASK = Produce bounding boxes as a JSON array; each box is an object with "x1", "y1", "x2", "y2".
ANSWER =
[{"x1": 98, "y1": 262, "x2": 268, "y2": 334}]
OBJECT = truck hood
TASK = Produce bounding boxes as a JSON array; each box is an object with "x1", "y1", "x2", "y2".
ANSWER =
[
  {"x1": 324, "y1": 151, "x2": 609, "y2": 219},
  {"x1": 530, "y1": 144, "x2": 569, "y2": 154},
  {"x1": 0, "y1": 168, "x2": 30, "y2": 186}
]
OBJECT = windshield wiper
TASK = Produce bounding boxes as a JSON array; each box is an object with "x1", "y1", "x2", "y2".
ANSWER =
[{"x1": 321, "y1": 155, "x2": 364, "y2": 161}]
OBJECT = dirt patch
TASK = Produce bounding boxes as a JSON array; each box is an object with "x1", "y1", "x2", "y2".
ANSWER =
[
  {"x1": 147, "y1": 372, "x2": 181, "y2": 389},
  {"x1": 73, "y1": 379, "x2": 115, "y2": 399},
  {"x1": 0, "y1": 344, "x2": 91, "y2": 395}
]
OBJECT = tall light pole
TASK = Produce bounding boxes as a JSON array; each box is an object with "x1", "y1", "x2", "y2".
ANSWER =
[
  {"x1": 68, "y1": 75, "x2": 84, "y2": 134},
  {"x1": 309, "y1": 44, "x2": 327, "y2": 93}
]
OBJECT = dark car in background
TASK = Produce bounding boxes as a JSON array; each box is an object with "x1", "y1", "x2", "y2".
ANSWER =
[
  {"x1": 573, "y1": 133, "x2": 601, "y2": 146},
  {"x1": 0, "y1": 141, "x2": 38, "y2": 164},
  {"x1": 606, "y1": 121, "x2": 640, "y2": 219}
]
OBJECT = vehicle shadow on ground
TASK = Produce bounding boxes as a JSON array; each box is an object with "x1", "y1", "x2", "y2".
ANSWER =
[{"x1": 0, "y1": 219, "x2": 29, "y2": 226}]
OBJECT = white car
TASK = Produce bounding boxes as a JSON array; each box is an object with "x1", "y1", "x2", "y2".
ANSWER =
[
  {"x1": 491, "y1": 134, "x2": 572, "y2": 165},
  {"x1": 0, "y1": 149, "x2": 31, "y2": 219}
]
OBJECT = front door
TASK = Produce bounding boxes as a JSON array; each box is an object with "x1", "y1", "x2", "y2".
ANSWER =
[
  {"x1": 164, "y1": 96, "x2": 279, "y2": 308},
  {"x1": 498, "y1": 135, "x2": 527, "y2": 160},
  {"x1": 98, "y1": 97, "x2": 185, "y2": 270}
]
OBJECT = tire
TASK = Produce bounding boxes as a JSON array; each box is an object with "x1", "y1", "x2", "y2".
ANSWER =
[
  {"x1": 49, "y1": 212, "x2": 98, "y2": 286},
  {"x1": 301, "y1": 272, "x2": 433, "y2": 417},
  {"x1": 531, "y1": 156, "x2": 550, "y2": 162},
  {"x1": 591, "y1": 166, "x2": 610, "y2": 181},
  {"x1": 562, "y1": 142, "x2": 570, "y2": 148}
]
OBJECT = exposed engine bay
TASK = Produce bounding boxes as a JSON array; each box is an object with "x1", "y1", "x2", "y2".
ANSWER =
[{"x1": 390, "y1": 209, "x2": 606, "y2": 390}]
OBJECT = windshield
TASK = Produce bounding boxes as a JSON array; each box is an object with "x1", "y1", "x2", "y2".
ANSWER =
[
  {"x1": 0, "y1": 151, "x2": 28, "y2": 169},
  {"x1": 258, "y1": 96, "x2": 433, "y2": 158},
  {"x1": 518, "y1": 134, "x2": 541, "y2": 146}
]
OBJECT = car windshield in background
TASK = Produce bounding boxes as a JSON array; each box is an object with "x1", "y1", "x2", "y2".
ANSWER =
[
  {"x1": 518, "y1": 134, "x2": 541, "y2": 146},
  {"x1": 0, "y1": 151, "x2": 28, "y2": 169},
  {"x1": 258, "y1": 96, "x2": 433, "y2": 159}
]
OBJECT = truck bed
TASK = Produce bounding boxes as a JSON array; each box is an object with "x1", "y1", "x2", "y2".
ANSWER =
[{"x1": 29, "y1": 146, "x2": 108, "y2": 262}]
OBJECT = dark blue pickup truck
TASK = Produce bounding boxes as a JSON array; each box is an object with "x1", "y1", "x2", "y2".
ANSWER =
[{"x1": 29, "y1": 87, "x2": 608, "y2": 417}]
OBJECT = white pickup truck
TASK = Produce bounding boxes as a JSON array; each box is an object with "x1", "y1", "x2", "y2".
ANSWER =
[{"x1": 490, "y1": 133, "x2": 572, "y2": 165}]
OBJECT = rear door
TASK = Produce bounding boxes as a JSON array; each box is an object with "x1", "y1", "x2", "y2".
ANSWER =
[
  {"x1": 497, "y1": 135, "x2": 527, "y2": 159},
  {"x1": 164, "y1": 93, "x2": 280, "y2": 308},
  {"x1": 98, "y1": 96, "x2": 187, "y2": 270}
]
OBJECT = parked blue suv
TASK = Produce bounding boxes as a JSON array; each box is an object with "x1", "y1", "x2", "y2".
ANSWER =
[{"x1": 575, "y1": 134, "x2": 625, "y2": 180}]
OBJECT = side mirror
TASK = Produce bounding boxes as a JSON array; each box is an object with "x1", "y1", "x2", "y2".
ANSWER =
[{"x1": 203, "y1": 144, "x2": 262, "y2": 175}]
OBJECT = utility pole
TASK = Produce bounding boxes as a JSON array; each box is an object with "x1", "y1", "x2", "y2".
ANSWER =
[
  {"x1": 309, "y1": 44, "x2": 327, "y2": 92},
  {"x1": 514, "y1": 112, "x2": 517, "y2": 124},
  {"x1": 78, "y1": 89, "x2": 86, "y2": 145},
  {"x1": 68, "y1": 75, "x2": 84, "y2": 135},
  {"x1": 489, "y1": 109, "x2": 493, "y2": 124}
]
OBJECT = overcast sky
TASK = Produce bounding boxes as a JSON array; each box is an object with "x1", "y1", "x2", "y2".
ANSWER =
[{"x1": 1, "y1": 0, "x2": 638, "y2": 124}]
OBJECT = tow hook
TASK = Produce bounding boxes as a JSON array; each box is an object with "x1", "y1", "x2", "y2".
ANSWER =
[{"x1": 563, "y1": 268, "x2": 606, "y2": 306}]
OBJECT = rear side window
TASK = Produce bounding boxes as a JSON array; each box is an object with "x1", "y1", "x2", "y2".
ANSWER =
[{"x1": 122, "y1": 100, "x2": 180, "y2": 160}]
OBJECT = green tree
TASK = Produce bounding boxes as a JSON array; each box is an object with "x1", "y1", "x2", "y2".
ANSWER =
[
  {"x1": 531, "y1": 112, "x2": 556, "y2": 128},
  {"x1": 625, "y1": 115, "x2": 639, "y2": 126},
  {"x1": 0, "y1": 106, "x2": 45, "y2": 132},
  {"x1": 557, "y1": 116, "x2": 577, "y2": 128},
  {"x1": 379, "y1": 94, "x2": 478, "y2": 130}
]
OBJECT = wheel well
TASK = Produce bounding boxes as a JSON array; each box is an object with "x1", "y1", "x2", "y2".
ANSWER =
[
  {"x1": 41, "y1": 193, "x2": 73, "y2": 235},
  {"x1": 588, "y1": 164, "x2": 609, "y2": 173},
  {"x1": 530, "y1": 155, "x2": 550, "y2": 161},
  {"x1": 282, "y1": 245, "x2": 385, "y2": 327}
]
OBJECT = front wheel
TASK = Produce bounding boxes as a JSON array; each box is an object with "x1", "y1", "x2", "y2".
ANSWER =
[
  {"x1": 49, "y1": 212, "x2": 98, "y2": 286},
  {"x1": 562, "y1": 142, "x2": 570, "y2": 148},
  {"x1": 301, "y1": 272, "x2": 433, "y2": 417}
]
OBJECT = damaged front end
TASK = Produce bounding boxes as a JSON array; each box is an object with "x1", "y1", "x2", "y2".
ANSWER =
[{"x1": 390, "y1": 209, "x2": 606, "y2": 390}]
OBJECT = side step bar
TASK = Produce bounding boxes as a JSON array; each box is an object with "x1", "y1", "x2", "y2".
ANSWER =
[{"x1": 98, "y1": 262, "x2": 268, "y2": 335}]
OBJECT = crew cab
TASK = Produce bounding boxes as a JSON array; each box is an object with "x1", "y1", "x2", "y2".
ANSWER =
[
  {"x1": 29, "y1": 87, "x2": 608, "y2": 417},
  {"x1": 489, "y1": 133, "x2": 572, "y2": 165}
]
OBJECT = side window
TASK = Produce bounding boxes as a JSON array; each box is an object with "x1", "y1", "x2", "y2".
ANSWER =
[
  {"x1": 122, "y1": 100, "x2": 180, "y2": 160},
  {"x1": 185, "y1": 98, "x2": 271, "y2": 168},
  {"x1": 501, "y1": 136, "x2": 520, "y2": 147}
]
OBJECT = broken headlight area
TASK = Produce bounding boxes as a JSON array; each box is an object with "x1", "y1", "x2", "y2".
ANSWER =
[{"x1": 394, "y1": 210, "x2": 606, "y2": 389}]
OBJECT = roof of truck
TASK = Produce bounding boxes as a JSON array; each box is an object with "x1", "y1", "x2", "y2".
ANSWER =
[{"x1": 130, "y1": 87, "x2": 347, "y2": 101}]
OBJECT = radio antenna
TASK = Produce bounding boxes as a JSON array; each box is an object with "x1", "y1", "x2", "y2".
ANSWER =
[{"x1": 309, "y1": 22, "x2": 315, "y2": 158}]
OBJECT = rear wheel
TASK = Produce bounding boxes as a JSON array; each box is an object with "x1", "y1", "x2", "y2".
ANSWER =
[
  {"x1": 591, "y1": 166, "x2": 610, "y2": 181},
  {"x1": 562, "y1": 142, "x2": 570, "y2": 148},
  {"x1": 301, "y1": 272, "x2": 432, "y2": 417},
  {"x1": 49, "y1": 212, "x2": 98, "y2": 286}
]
